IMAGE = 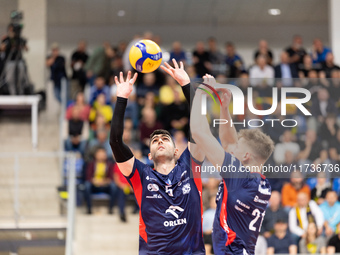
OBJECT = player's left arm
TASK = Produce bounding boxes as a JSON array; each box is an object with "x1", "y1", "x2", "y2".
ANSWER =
[{"x1": 161, "y1": 59, "x2": 204, "y2": 162}]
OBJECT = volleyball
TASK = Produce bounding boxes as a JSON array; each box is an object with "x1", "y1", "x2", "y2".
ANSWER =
[{"x1": 129, "y1": 39, "x2": 162, "y2": 73}]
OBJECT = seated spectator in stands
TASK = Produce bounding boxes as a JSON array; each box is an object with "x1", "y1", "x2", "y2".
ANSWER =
[
  {"x1": 329, "y1": 129, "x2": 340, "y2": 164},
  {"x1": 254, "y1": 39, "x2": 273, "y2": 65},
  {"x1": 202, "y1": 178, "x2": 220, "y2": 211},
  {"x1": 249, "y1": 54, "x2": 274, "y2": 91},
  {"x1": 273, "y1": 130, "x2": 300, "y2": 165},
  {"x1": 329, "y1": 69, "x2": 340, "y2": 102},
  {"x1": 192, "y1": 41, "x2": 211, "y2": 77},
  {"x1": 261, "y1": 191, "x2": 289, "y2": 239},
  {"x1": 320, "y1": 191, "x2": 340, "y2": 238},
  {"x1": 311, "y1": 88, "x2": 338, "y2": 122},
  {"x1": 159, "y1": 76, "x2": 186, "y2": 106},
  {"x1": 89, "y1": 76, "x2": 111, "y2": 106},
  {"x1": 173, "y1": 130, "x2": 187, "y2": 158},
  {"x1": 186, "y1": 65, "x2": 198, "y2": 80},
  {"x1": 298, "y1": 130, "x2": 329, "y2": 173},
  {"x1": 169, "y1": 41, "x2": 186, "y2": 64},
  {"x1": 289, "y1": 192, "x2": 324, "y2": 240},
  {"x1": 312, "y1": 38, "x2": 332, "y2": 64},
  {"x1": 70, "y1": 40, "x2": 88, "y2": 93},
  {"x1": 275, "y1": 51, "x2": 298, "y2": 87},
  {"x1": 122, "y1": 118, "x2": 140, "y2": 153},
  {"x1": 267, "y1": 219, "x2": 297, "y2": 254},
  {"x1": 286, "y1": 35, "x2": 307, "y2": 65},
  {"x1": 298, "y1": 55, "x2": 321, "y2": 78},
  {"x1": 235, "y1": 71, "x2": 250, "y2": 95},
  {"x1": 225, "y1": 41, "x2": 244, "y2": 78},
  {"x1": 64, "y1": 106, "x2": 86, "y2": 155},
  {"x1": 139, "y1": 107, "x2": 163, "y2": 156},
  {"x1": 255, "y1": 235, "x2": 267, "y2": 255},
  {"x1": 282, "y1": 172, "x2": 311, "y2": 210},
  {"x1": 321, "y1": 52, "x2": 340, "y2": 78},
  {"x1": 203, "y1": 195, "x2": 216, "y2": 255},
  {"x1": 327, "y1": 222, "x2": 340, "y2": 254},
  {"x1": 84, "y1": 147, "x2": 117, "y2": 214},
  {"x1": 89, "y1": 93, "x2": 113, "y2": 124},
  {"x1": 207, "y1": 37, "x2": 224, "y2": 76},
  {"x1": 86, "y1": 128, "x2": 113, "y2": 161},
  {"x1": 311, "y1": 172, "x2": 332, "y2": 205},
  {"x1": 299, "y1": 222, "x2": 326, "y2": 254},
  {"x1": 113, "y1": 163, "x2": 132, "y2": 222},
  {"x1": 89, "y1": 114, "x2": 110, "y2": 141},
  {"x1": 318, "y1": 114, "x2": 339, "y2": 146},
  {"x1": 136, "y1": 72, "x2": 160, "y2": 102},
  {"x1": 161, "y1": 88, "x2": 189, "y2": 135},
  {"x1": 66, "y1": 92, "x2": 90, "y2": 121}
]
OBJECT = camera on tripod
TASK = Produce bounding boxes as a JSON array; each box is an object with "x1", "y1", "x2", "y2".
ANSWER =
[{"x1": 10, "y1": 10, "x2": 24, "y2": 39}]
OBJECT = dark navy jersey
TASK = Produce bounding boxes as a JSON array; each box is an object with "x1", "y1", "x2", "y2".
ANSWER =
[
  {"x1": 125, "y1": 148, "x2": 205, "y2": 255},
  {"x1": 213, "y1": 152, "x2": 271, "y2": 255}
]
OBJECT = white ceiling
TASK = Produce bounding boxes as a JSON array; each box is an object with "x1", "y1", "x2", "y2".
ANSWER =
[{"x1": 0, "y1": 0, "x2": 329, "y2": 27}]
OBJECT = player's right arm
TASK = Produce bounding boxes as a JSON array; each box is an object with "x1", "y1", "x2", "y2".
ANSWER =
[{"x1": 109, "y1": 71, "x2": 138, "y2": 176}]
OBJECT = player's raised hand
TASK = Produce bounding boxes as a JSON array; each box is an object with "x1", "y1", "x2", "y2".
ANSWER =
[
  {"x1": 217, "y1": 87, "x2": 232, "y2": 110},
  {"x1": 160, "y1": 59, "x2": 190, "y2": 86},
  {"x1": 115, "y1": 71, "x2": 138, "y2": 99}
]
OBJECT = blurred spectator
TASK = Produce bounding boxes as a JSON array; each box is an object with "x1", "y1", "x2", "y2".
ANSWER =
[
  {"x1": 274, "y1": 51, "x2": 298, "y2": 87},
  {"x1": 254, "y1": 235, "x2": 267, "y2": 255},
  {"x1": 84, "y1": 41, "x2": 114, "y2": 84},
  {"x1": 311, "y1": 172, "x2": 332, "y2": 205},
  {"x1": 70, "y1": 40, "x2": 88, "y2": 94},
  {"x1": 225, "y1": 41, "x2": 244, "y2": 78},
  {"x1": 136, "y1": 73, "x2": 160, "y2": 101},
  {"x1": 122, "y1": 118, "x2": 140, "y2": 152},
  {"x1": 207, "y1": 37, "x2": 224, "y2": 76},
  {"x1": 321, "y1": 52, "x2": 340, "y2": 78},
  {"x1": 46, "y1": 43, "x2": 67, "y2": 103},
  {"x1": 235, "y1": 72, "x2": 250, "y2": 95},
  {"x1": 298, "y1": 55, "x2": 321, "y2": 78},
  {"x1": 318, "y1": 114, "x2": 339, "y2": 146},
  {"x1": 110, "y1": 54, "x2": 124, "y2": 81},
  {"x1": 329, "y1": 69, "x2": 340, "y2": 102},
  {"x1": 320, "y1": 191, "x2": 340, "y2": 238},
  {"x1": 139, "y1": 107, "x2": 163, "y2": 156},
  {"x1": 203, "y1": 195, "x2": 216, "y2": 255},
  {"x1": 288, "y1": 192, "x2": 324, "y2": 239},
  {"x1": 267, "y1": 219, "x2": 297, "y2": 254},
  {"x1": 273, "y1": 130, "x2": 300, "y2": 165},
  {"x1": 327, "y1": 222, "x2": 340, "y2": 254},
  {"x1": 299, "y1": 222, "x2": 326, "y2": 254},
  {"x1": 192, "y1": 41, "x2": 211, "y2": 77},
  {"x1": 173, "y1": 130, "x2": 187, "y2": 158},
  {"x1": 202, "y1": 178, "x2": 220, "y2": 211},
  {"x1": 282, "y1": 172, "x2": 310, "y2": 209},
  {"x1": 286, "y1": 35, "x2": 307, "y2": 65},
  {"x1": 298, "y1": 130, "x2": 328, "y2": 171},
  {"x1": 161, "y1": 88, "x2": 189, "y2": 134},
  {"x1": 329, "y1": 129, "x2": 340, "y2": 164},
  {"x1": 84, "y1": 147, "x2": 117, "y2": 214},
  {"x1": 186, "y1": 65, "x2": 198, "y2": 80},
  {"x1": 86, "y1": 128, "x2": 113, "y2": 161},
  {"x1": 113, "y1": 163, "x2": 132, "y2": 222},
  {"x1": 249, "y1": 54, "x2": 274, "y2": 89},
  {"x1": 89, "y1": 114, "x2": 110, "y2": 141},
  {"x1": 311, "y1": 88, "x2": 337, "y2": 122},
  {"x1": 311, "y1": 38, "x2": 331, "y2": 64},
  {"x1": 254, "y1": 39, "x2": 273, "y2": 65},
  {"x1": 89, "y1": 76, "x2": 111, "y2": 106},
  {"x1": 159, "y1": 76, "x2": 185, "y2": 105},
  {"x1": 66, "y1": 92, "x2": 90, "y2": 121},
  {"x1": 261, "y1": 191, "x2": 288, "y2": 239},
  {"x1": 64, "y1": 105, "x2": 87, "y2": 155},
  {"x1": 169, "y1": 41, "x2": 186, "y2": 64},
  {"x1": 89, "y1": 93, "x2": 113, "y2": 124}
]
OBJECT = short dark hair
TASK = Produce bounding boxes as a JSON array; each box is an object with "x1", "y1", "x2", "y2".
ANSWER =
[{"x1": 149, "y1": 129, "x2": 175, "y2": 146}]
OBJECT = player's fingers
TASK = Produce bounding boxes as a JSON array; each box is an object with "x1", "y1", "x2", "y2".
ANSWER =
[
  {"x1": 180, "y1": 61, "x2": 184, "y2": 69},
  {"x1": 114, "y1": 76, "x2": 119, "y2": 86},
  {"x1": 160, "y1": 65, "x2": 173, "y2": 76},
  {"x1": 130, "y1": 73, "x2": 138, "y2": 85},
  {"x1": 125, "y1": 71, "x2": 131, "y2": 82},
  {"x1": 119, "y1": 71, "x2": 124, "y2": 83},
  {"x1": 172, "y1": 58, "x2": 179, "y2": 69},
  {"x1": 164, "y1": 62, "x2": 173, "y2": 70}
]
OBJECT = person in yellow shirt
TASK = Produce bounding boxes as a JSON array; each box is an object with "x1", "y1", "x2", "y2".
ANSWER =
[{"x1": 159, "y1": 76, "x2": 185, "y2": 105}]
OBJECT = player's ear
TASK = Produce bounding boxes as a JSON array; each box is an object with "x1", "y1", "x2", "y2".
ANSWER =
[
  {"x1": 243, "y1": 152, "x2": 251, "y2": 163},
  {"x1": 174, "y1": 148, "x2": 179, "y2": 157},
  {"x1": 148, "y1": 153, "x2": 152, "y2": 161}
]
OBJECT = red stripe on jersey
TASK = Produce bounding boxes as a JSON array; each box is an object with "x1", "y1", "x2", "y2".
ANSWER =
[
  {"x1": 250, "y1": 172, "x2": 266, "y2": 179},
  {"x1": 220, "y1": 181, "x2": 236, "y2": 246},
  {"x1": 191, "y1": 158, "x2": 203, "y2": 235},
  {"x1": 130, "y1": 168, "x2": 147, "y2": 243}
]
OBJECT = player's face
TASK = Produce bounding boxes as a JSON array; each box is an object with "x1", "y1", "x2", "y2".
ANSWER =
[
  {"x1": 229, "y1": 138, "x2": 250, "y2": 163},
  {"x1": 149, "y1": 134, "x2": 177, "y2": 162}
]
